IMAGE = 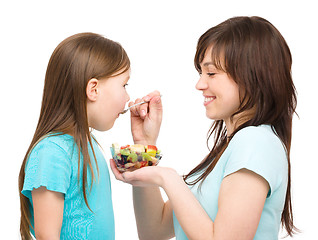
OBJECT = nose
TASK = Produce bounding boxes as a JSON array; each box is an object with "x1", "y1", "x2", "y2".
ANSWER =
[
  {"x1": 125, "y1": 91, "x2": 130, "y2": 102},
  {"x1": 195, "y1": 75, "x2": 208, "y2": 91}
]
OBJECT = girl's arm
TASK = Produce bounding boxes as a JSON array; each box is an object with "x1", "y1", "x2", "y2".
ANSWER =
[
  {"x1": 113, "y1": 165, "x2": 269, "y2": 240},
  {"x1": 32, "y1": 186, "x2": 64, "y2": 240}
]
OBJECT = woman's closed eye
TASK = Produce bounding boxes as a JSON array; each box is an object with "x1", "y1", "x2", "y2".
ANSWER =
[{"x1": 207, "y1": 73, "x2": 216, "y2": 76}]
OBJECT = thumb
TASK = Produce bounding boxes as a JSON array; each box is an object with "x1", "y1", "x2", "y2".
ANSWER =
[
  {"x1": 148, "y1": 95, "x2": 163, "y2": 119},
  {"x1": 149, "y1": 95, "x2": 162, "y2": 110}
]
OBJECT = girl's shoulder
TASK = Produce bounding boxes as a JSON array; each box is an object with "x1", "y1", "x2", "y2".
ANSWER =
[
  {"x1": 30, "y1": 133, "x2": 76, "y2": 159},
  {"x1": 23, "y1": 133, "x2": 75, "y2": 199}
]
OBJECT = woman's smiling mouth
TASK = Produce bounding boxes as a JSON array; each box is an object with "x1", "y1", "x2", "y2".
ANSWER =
[{"x1": 204, "y1": 96, "x2": 216, "y2": 106}]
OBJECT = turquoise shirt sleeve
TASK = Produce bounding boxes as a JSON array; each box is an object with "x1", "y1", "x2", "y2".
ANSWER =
[
  {"x1": 223, "y1": 126, "x2": 288, "y2": 197},
  {"x1": 22, "y1": 137, "x2": 72, "y2": 199}
]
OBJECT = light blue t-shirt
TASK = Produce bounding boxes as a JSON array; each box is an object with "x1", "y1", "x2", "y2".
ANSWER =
[
  {"x1": 173, "y1": 125, "x2": 288, "y2": 240},
  {"x1": 22, "y1": 133, "x2": 115, "y2": 239}
]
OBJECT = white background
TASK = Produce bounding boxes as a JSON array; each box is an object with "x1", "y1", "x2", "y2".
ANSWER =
[{"x1": 1, "y1": 0, "x2": 317, "y2": 239}]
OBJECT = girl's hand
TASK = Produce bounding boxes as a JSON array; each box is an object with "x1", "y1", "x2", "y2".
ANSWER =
[
  {"x1": 110, "y1": 159, "x2": 174, "y2": 188},
  {"x1": 129, "y1": 91, "x2": 162, "y2": 145}
]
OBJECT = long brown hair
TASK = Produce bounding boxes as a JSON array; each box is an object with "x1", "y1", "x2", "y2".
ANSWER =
[
  {"x1": 184, "y1": 16, "x2": 297, "y2": 236},
  {"x1": 18, "y1": 32, "x2": 130, "y2": 239}
]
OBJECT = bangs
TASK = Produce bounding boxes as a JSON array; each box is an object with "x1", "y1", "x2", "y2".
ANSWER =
[
  {"x1": 93, "y1": 39, "x2": 131, "y2": 80},
  {"x1": 194, "y1": 38, "x2": 227, "y2": 73},
  {"x1": 111, "y1": 48, "x2": 131, "y2": 77}
]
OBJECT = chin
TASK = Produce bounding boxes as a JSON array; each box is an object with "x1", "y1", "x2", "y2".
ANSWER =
[
  {"x1": 206, "y1": 112, "x2": 222, "y2": 121},
  {"x1": 206, "y1": 112, "x2": 216, "y2": 120},
  {"x1": 101, "y1": 124, "x2": 113, "y2": 132},
  {"x1": 93, "y1": 122, "x2": 114, "y2": 132}
]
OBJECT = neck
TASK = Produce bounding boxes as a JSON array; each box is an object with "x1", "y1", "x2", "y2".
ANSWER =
[
  {"x1": 224, "y1": 111, "x2": 251, "y2": 139},
  {"x1": 224, "y1": 118, "x2": 235, "y2": 138}
]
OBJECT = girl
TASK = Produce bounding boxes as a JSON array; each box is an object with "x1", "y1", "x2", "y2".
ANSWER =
[
  {"x1": 18, "y1": 32, "x2": 149, "y2": 239},
  {"x1": 111, "y1": 16, "x2": 298, "y2": 239}
]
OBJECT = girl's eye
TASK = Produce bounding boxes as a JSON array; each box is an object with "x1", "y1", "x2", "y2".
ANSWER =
[{"x1": 124, "y1": 84, "x2": 128, "y2": 88}]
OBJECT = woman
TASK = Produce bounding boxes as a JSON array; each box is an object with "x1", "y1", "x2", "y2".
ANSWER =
[{"x1": 111, "y1": 16, "x2": 297, "y2": 239}]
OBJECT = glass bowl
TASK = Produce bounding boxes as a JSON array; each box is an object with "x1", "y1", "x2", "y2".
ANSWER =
[{"x1": 110, "y1": 143, "x2": 162, "y2": 172}]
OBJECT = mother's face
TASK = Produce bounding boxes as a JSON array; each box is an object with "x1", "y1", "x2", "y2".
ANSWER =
[{"x1": 195, "y1": 47, "x2": 240, "y2": 126}]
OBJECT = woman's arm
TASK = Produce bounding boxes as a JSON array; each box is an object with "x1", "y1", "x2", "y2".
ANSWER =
[
  {"x1": 32, "y1": 186, "x2": 64, "y2": 240},
  {"x1": 115, "y1": 166, "x2": 269, "y2": 240},
  {"x1": 125, "y1": 91, "x2": 171, "y2": 239},
  {"x1": 120, "y1": 91, "x2": 268, "y2": 238},
  {"x1": 110, "y1": 159, "x2": 174, "y2": 239},
  {"x1": 133, "y1": 187, "x2": 174, "y2": 239},
  {"x1": 169, "y1": 168, "x2": 268, "y2": 240}
]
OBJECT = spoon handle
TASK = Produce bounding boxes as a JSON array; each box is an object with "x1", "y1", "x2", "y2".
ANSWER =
[{"x1": 120, "y1": 95, "x2": 162, "y2": 114}]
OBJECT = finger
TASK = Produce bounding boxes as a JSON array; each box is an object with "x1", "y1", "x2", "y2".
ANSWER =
[
  {"x1": 127, "y1": 100, "x2": 135, "y2": 108},
  {"x1": 121, "y1": 167, "x2": 159, "y2": 187},
  {"x1": 128, "y1": 98, "x2": 142, "y2": 108},
  {"x1": 142, "y1": 90, "x2": 161, "y2": 101},
  {"x1": 130, "y1": 91, "x2": 161, "y2": 118},
  {"x1": 138, "y1": 101, "x2": 149, "y2": 119},
  {"x1": 109, "y1": 159, "x2": 126, "y2": 182},
  {"x1": 121, "y1": 171, "x2": 141, "y2": 186},
  {"x1": 129, "y1": 98, "x2": 143, "y2": 117},
  {"x1": 138, "y1": 91, "x2": 161, "y2": 118},
  {"x1": 148, "y1": 95, "x2": 163, "y2": 120}
]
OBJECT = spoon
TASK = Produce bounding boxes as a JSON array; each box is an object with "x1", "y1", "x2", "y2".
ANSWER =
[{"x1": 120, "y1": 95, "x2": 162, "y2": 114}]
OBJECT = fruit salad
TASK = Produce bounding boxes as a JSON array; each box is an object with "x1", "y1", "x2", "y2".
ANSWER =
[{"x1": 110, "y1": 143, "x2": 162, "y2": 172}]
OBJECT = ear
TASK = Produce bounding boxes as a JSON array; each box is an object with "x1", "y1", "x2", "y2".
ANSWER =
[{"x1": 86, "y1": 78, "x2": 99, "y2": 101}]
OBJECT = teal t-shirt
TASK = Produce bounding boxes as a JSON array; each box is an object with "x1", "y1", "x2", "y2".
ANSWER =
[
  {"x1": 173, "y1": 125, "x2": 288, "y2": 240},
  {"x1": 22, "y1": 133, "x2": 115, "y2": 239}
]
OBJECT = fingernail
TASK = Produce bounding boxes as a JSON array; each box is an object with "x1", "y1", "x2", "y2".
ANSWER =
[
  {"x1": 155, "y1": 97, "x2": 161, "y2": 104},
  {"x1": 144, "y1": 96, "x2": 150, "y2": 101},
  {"x1": 141, "y1": 110, "x2": 146, "y2": 116}
]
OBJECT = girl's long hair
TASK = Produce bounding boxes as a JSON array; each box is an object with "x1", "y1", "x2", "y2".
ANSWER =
[
  {"x1": 18, "y1": 32, "x2": 130, "y2": 239},
  {"x1": 184, "y1": 16, "x2": 297, "y2": 236}
]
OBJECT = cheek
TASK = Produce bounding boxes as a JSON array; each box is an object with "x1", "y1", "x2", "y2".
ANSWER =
[
  {"x1": 106, "y1": 91, "x2": 127, "y2": 116},
  {"x1": 107, "y1": 89, "x2": 123, "y2": 106},
  {"x1": 224, "y1": 79, "x2": 240, "y2": 102},
  {"x1": 227, "y1": 87, "x2": 240, "y2": 103},
  {"x1": 227, "y1": 92, "x2": 241, "y2": 114},
  {"x1": 216, "y1": 84, "x2": 240, "y2": 115},
  {"x1": 115, "y1": 91, "x2": 128, "y2": 107}
]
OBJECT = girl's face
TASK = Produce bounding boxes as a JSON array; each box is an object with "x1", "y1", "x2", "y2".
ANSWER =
[
  {"x1": 196, "y1": 47, "x2": 240, "y2": 130},
  {"x1": 87, "y1": 69, "x2": 130, "y2": 131}
]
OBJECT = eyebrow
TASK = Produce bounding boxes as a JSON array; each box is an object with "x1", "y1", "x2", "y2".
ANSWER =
[{"x1": 202, "y1": 62, "x2": 214, "y2": 67}]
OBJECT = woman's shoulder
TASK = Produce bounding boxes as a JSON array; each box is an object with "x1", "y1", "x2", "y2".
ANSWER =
[
  {"x1": 234, "y1": 124, "x2": 275, "y2": 137},
  {"x1": 228, "y1": 124, "x2": 287, "y2": 161},
  {"x1": 224, "y1": 125, "x2": 288, "y2": 193},
  {"x1": 231, "y1": 125, "x2": 283, "y2": 147}
]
